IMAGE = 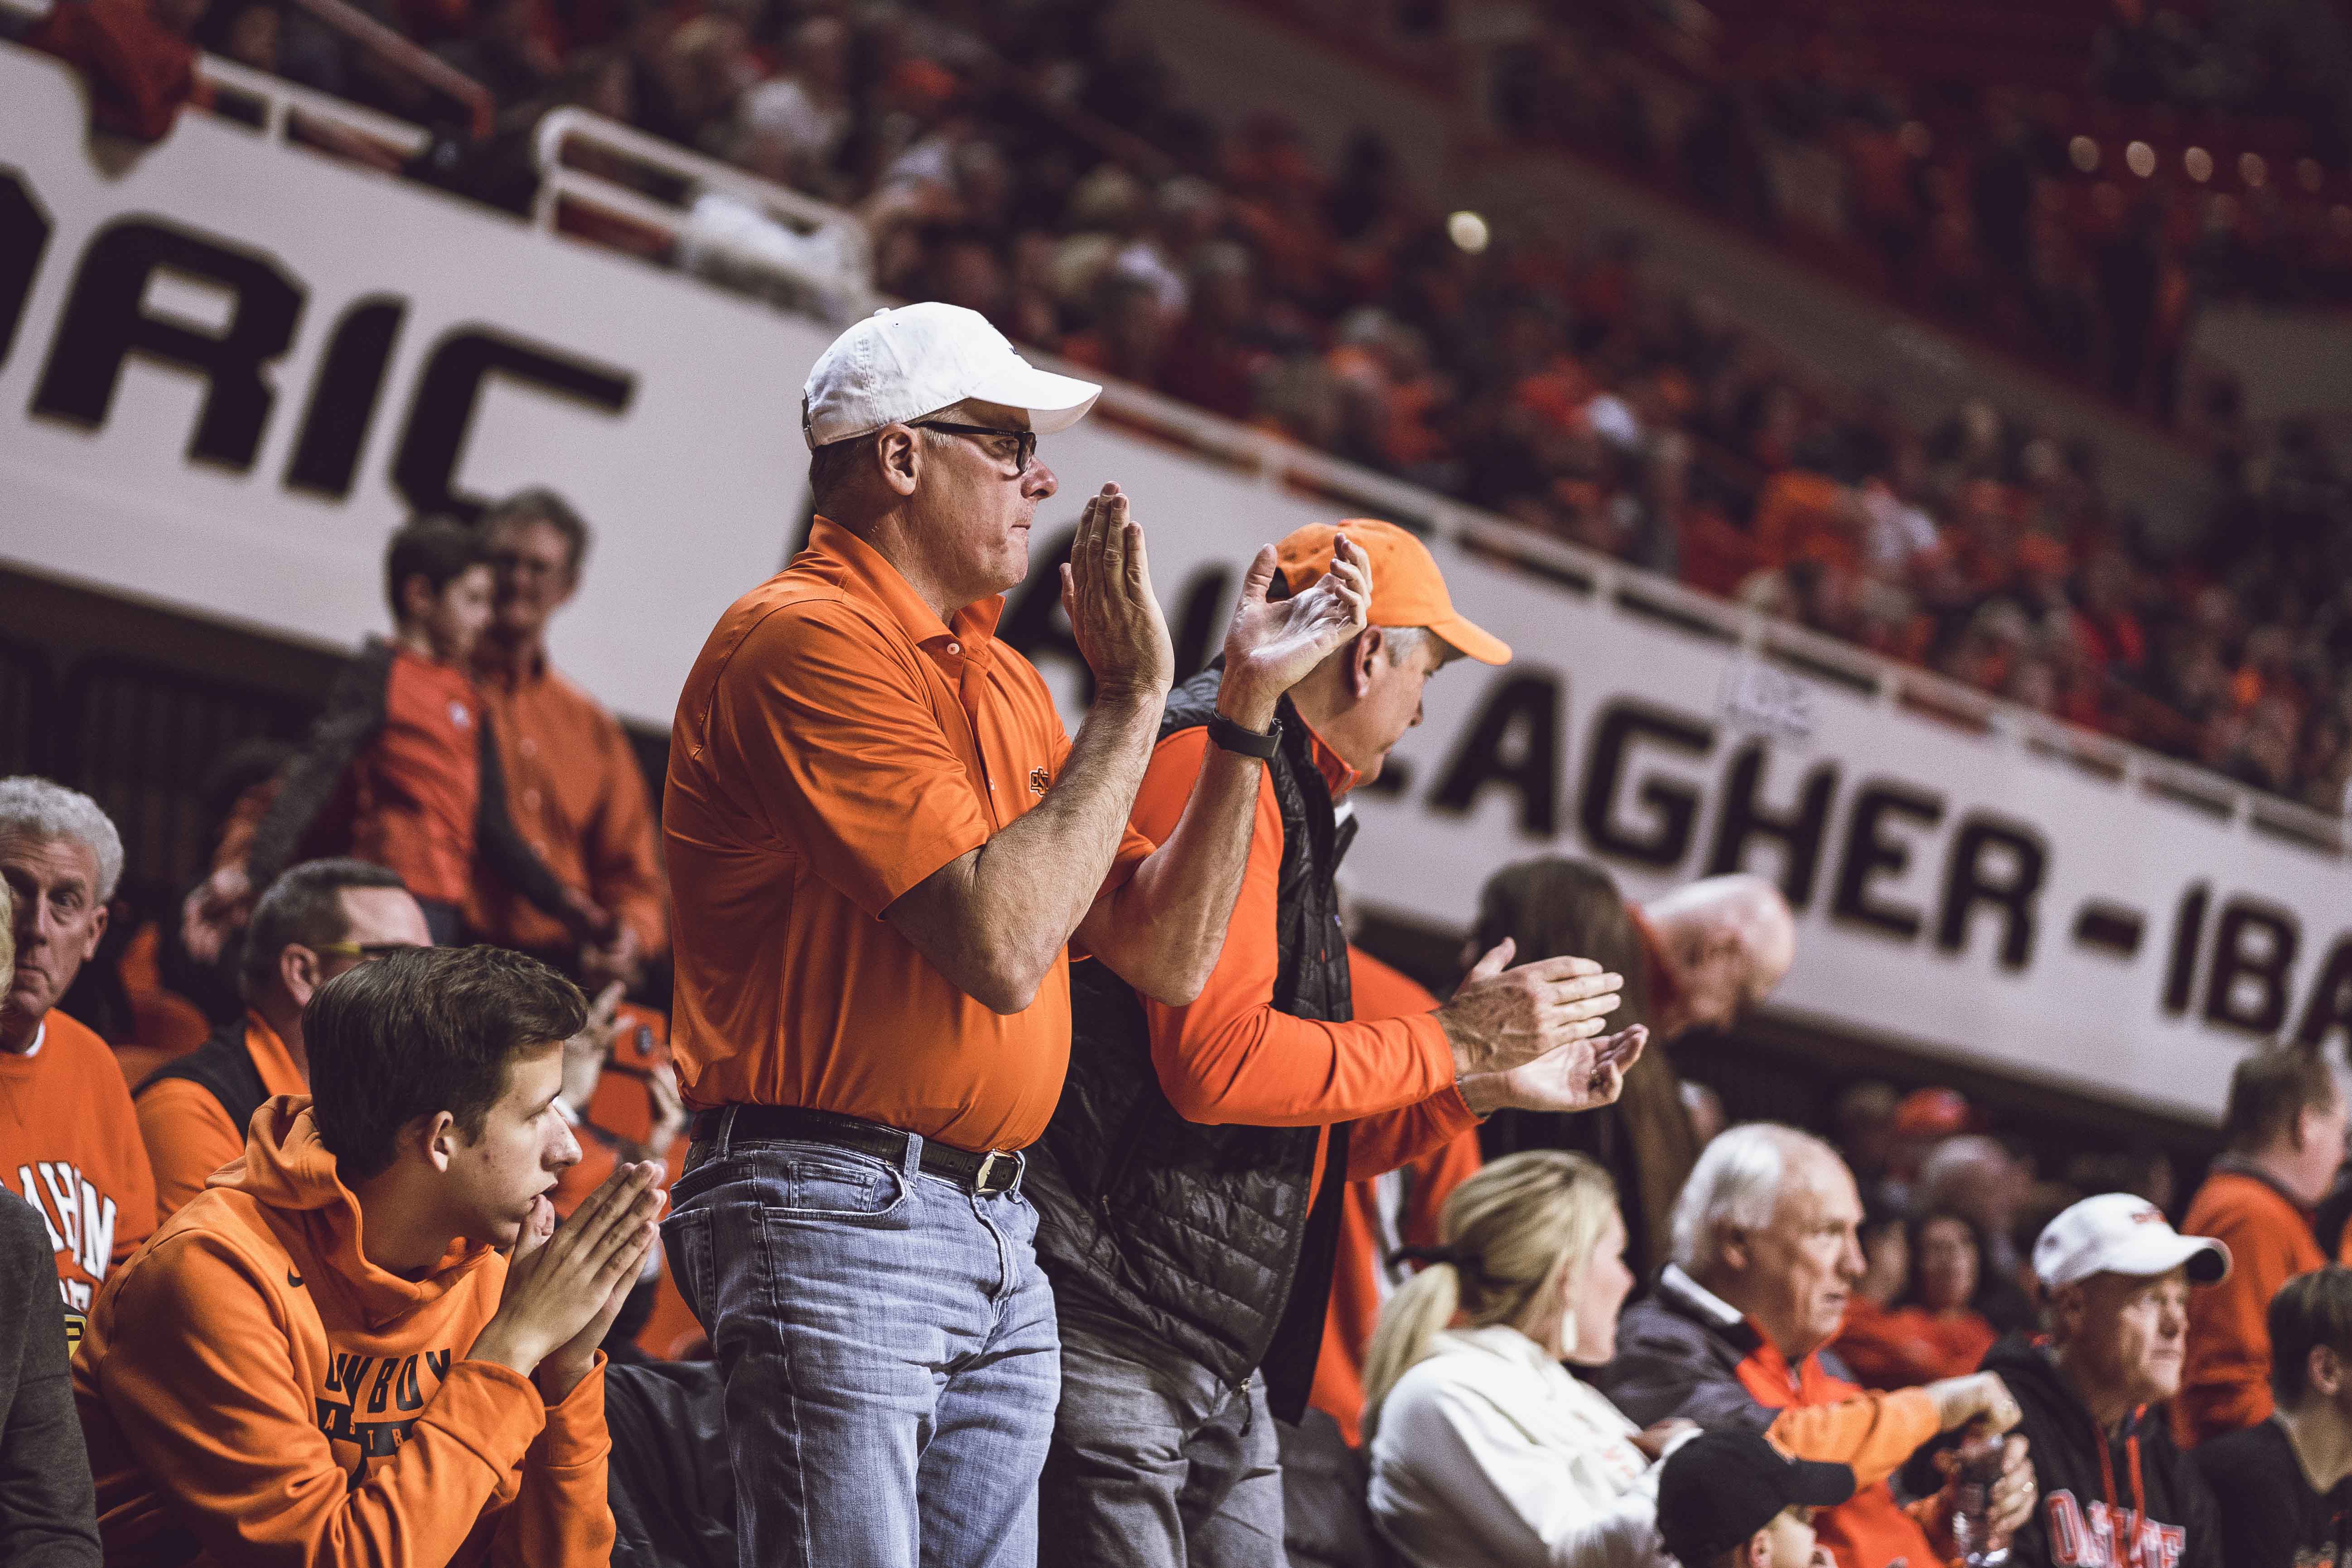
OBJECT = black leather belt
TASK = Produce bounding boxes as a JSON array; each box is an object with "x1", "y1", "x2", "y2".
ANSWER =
[{"x1": 690, "y1": 1105, "x2": 1025, "y2": 1197}]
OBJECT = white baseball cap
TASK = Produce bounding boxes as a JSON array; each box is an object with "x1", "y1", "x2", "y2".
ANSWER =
[
  {"x1": 801, "y1": 302, "x2": 1101, "y2": 450},
  {"x1": 2033, "y1": 1193, "x2": 2231, "y2": 1289}
]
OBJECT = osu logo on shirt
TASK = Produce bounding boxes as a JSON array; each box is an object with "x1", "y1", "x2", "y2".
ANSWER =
[
  {"x1": 317, "y1": 1346, "x2": 454, "y2": 1483},
  {"x1": 13, "y1": 1159, "x2": 122, "y2": 1313},
  {"x1": 2043, "y1": 1489, "x2": 2188, "y2": 1568}
]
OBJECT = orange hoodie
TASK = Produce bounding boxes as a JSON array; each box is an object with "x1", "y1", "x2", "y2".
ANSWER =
[{"x1": 73, "y1": 1096, "x2": 613, "y2": 1568}]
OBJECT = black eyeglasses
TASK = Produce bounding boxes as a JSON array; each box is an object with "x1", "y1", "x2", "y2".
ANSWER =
[
  {"x1": 914, "y1": 422, "x2": 1037, "y2": 475},
  {"x1": 313, "y1": 940, "x2": 428, "y2": 963}
]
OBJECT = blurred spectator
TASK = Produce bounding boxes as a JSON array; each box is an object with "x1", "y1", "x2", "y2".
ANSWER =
[
  {"x1": 1362, "y1": 1151, "x2": 1698, "y2": 1568},
  {"x1": 2195, "y1": 1266, "x2": 2352, "y2": 1568},
  {"x1": 1833, "y1": 1081, "x2": 1901, "y2": 1201},
  {"x1": 1879, "y1": 1087, "x2": 1970, "y2": 1212},
  {"x1": 1835, "y1": 1211, "x2": 2001, "y2": 1389},
  {"x1": 134, "y1": 858, "x2": 429, "y2": 1219},
  {"x1": 1914, "y1": 1134, "x2": 2040, "y2": 1330},
  {"x1": 31, "y1": 0, "x2": 211, "y2": 141},
  {"x1": 1990, "y1": 1193, "x2": 2230, "y2": 1568},
  {"x1": 1476, "y1": 864, "x2": 1795, "y2": 1280},
  {"x1": 238, "y1": 516, "x2": 606, "y2": 948},
  {"x1": 0, "y1": 777, "x2": 157, "y2": 1320},
  {"x1": 2176, "y1": 1045, "x2": 2345, "y2": 1446},
  {"x1": 469, "y1": 489, "x2": 670, "y2": 992},
  {"x1": 1654, "y1": 1430, "x2": 1855, "y2": 1568},
  {"x1": 1593, "y1": 1124, "x2": 2034, "y2": 1568}
]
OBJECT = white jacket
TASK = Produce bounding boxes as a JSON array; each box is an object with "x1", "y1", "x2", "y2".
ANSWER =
[{"x1": 1367, "y1": 1324, "x2": 1690, "y2": 1568}]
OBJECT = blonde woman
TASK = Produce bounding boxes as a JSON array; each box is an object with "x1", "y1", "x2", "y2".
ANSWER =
[{"x1": 1365, "y1": 1151, "x2": 1696, "y2": 1568}]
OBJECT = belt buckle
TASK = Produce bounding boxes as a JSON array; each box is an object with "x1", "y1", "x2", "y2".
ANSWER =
[{"x1": 975, "y1": 1149, "x2": 1019, "y2": 1194}]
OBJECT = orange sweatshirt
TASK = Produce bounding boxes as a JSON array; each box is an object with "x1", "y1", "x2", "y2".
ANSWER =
[
  {"x1": 135, "y1": 1013, "x2": 307, "y2": 1220},
  {"x1": 2175, "y1": 1164, "x2": 2324, "y2": 1447},
  {"x1": 1311, "y1": 950, "x2": 1486, "y2": 1446},
  {"x1": 1129, "y1": 725, "x2": 1476, "y2": 1196},
  {"x1": 0, "y1": 1008, "x2": 157, "y2": 1322},
  {"x1": 1739, "y1": 1341, "x2": 1947, "y2": 1568},
  {"x1": 74, "y1": 1097, "x2": 613, "y2": 1568}
]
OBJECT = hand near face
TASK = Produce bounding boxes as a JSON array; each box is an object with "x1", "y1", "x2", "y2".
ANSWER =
[
  {"x1": 1060, "y1": 484, "x2": 1174, "y2": 705},
  {"x1": 1216, "y1": 535, "x2": 1372, "y2": 727}
]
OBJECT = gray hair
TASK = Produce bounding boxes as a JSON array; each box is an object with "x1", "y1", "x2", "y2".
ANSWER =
[
  {"x1": 0, "y1": 777, "x2": 124, "y2": 902},
  {"x1": 1669, "y1": 1122, "x2": 1840, "y2": 1270}
]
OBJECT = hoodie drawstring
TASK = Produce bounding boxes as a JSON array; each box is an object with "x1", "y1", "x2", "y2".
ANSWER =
[{"x1": 2091, "y1": 1415, "x2": 2150, "y2": 1568}]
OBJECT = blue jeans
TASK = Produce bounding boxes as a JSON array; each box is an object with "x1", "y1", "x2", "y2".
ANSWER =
[{"x1": 664, "y1": 1123, "x2": 1060, "y2": 1568}]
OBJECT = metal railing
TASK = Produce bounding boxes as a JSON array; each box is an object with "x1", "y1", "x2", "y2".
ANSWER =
[{"x1": 24, "y1": 39, "x2": 2344, "y2": 861}]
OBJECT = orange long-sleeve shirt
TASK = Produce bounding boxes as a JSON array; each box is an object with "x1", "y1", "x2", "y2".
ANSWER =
[
  {"x1": 135, "y1": 1013, "x2": 306, "y2": 1221},
  {"x1": 1739, "y1": 1338, "x2": 1947, "y2": 1568},
  {"x1": 467, "y1": 649, "x2": 668, "y2": 961},
  {"x1": 75, "y1": 1098, "x2": 613, "y2": 1568},
  {"x1": 1310, "y1": 951, "x2": 1486, "y2": 1447},
  {"x1": 1129, "y1": 725, "x2": 1475, "y2": 1197},
  {"x1": 2175, "y1": 1164, "x2": 2324, "y2": 1447}
]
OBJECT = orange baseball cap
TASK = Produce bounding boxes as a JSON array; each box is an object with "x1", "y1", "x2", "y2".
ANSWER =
[{"x1": 1274, "y1": 519, "x2": 1511, "y2": 666}]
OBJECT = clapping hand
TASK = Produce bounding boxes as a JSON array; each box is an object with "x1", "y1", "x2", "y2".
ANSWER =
[
  {"x1": 1061, "y1": 484, "x2": 1174, "y2": 705},
  {"x1": 1216, "y1": 534, "x2": 1373, "y2": 729}
]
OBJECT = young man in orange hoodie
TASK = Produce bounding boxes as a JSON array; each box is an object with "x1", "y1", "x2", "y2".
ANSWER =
[
  {"x1": 2176, "y1": 1044, "x2": 2346, "y2": 1446},
  {"x1": 74, "y1": 944, "x2": 661, "y2": 1568}
]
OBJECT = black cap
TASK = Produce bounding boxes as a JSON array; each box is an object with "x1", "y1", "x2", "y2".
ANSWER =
[{"x1": 1657, "y1": 1430, "x2": 1856, "y2": 1566}]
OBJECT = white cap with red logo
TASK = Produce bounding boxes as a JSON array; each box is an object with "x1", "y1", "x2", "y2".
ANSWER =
[
  {"x1": 801, "y1": 302, "x2": 1101, "y2": 449},
  {"x1": 2033, "y1": 1192, "x2": 2231, "y2": 1289}
]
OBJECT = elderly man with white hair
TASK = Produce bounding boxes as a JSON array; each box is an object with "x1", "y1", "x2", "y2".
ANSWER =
[
  {"x1": 1592, "y1": 1123, "x2": 2037, "y2": 1568},
  {"x1": 0, "y1": 777, "x2": 156, "y2": 1322}
]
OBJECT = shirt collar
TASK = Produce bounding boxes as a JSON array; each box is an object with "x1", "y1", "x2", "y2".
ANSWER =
[
  {"x1": 21, "y1": 1019, "x2": 43, "y2": 1059},
  {"x1": 807, "y1": 516, "x2": 1004, "y2": 671},
  {"x1": 1659, "y1": 1263, "x2": 1745, "y2": 1328},
  {"x1": 1286, "y1": 703, "x2": 1359, "y2": 798},
  {"x1": 473, "y1": 641, "x2": 548, "y2": 693}
]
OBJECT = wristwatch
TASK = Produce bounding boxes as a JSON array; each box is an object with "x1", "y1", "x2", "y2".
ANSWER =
[{"x1": 1207, "y1": 712, "x2": 1282, "y2": 760}]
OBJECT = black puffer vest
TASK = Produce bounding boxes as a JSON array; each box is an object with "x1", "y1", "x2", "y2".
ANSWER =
[
  {"x1": 137, "y1": 1018, "x2": 269, "y2": 1136},
  {"x1": 1029, "y1": 667, "x2": 1356, "y2": 1423}
]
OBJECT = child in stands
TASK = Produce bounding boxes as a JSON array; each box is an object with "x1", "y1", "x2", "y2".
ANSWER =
[
  {"x1": 238, "y1": 516, "x2": 609, "y2": 946},
  {"x1": 75, "y1": 945, "x2": 658, "y2": 1567}
]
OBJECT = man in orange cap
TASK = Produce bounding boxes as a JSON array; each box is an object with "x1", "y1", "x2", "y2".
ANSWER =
[{"x1": 1029, "y1": 518, "x2": 1653, "y2": 1566}]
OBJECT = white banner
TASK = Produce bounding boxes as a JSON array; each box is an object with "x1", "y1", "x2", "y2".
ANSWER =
[{"x1": 8, "y1": 44, "x2": 2349, "y2": 1123}]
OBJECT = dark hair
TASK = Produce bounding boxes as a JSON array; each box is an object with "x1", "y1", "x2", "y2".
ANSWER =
[
  {"x1": 1470, "y1": 857, "x2": 1652, "y2": 1025},
  {"x1": 483, "y1": 486, "x2": 593, "y2": 579},
  {"x1": 239, "y1": 858, "x2": 409, "y2": 1001},
  {"x1": 305, "y1": 946, "x2": 585, "y2": 1180},
  {"x1": 383, "y1": 515, "x2": 488, "y2": 621},
  {"x1": 2222, "y1": 1044, "x2": 2339, "y2": 1153},
  {"x1": 2271, "y1": 1266, "x2": 2352, "y2": 1406}
]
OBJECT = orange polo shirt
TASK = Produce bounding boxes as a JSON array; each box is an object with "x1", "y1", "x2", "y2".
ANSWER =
[
  {"x1": 0, "y1": 1008, "x2": 157, "y2": 1321},
  {"x1": 135, "y1": 1013, "x2": 307, "y2": 1220},
  {"x1": 1129, "y1": 724, "x2": 1476, "y2": 1198},
  {"x1": 356, "y1": 647, "x2": 484, "y2": 907},
  {"x1": 665, "y1": 518, "x2": 1151, "y2": 1153},
  {"x1": 468, "y1": 651, "x2": 669, "y2": 961}
]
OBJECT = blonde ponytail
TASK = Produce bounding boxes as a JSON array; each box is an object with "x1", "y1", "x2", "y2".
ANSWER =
[{"x1": 1360, "y1": 1150, "x2": 1618, "y2": 1440}]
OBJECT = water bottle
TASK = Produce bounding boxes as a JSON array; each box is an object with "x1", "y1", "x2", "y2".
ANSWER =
[{"x1": 1949, "y1": 1428, "x2": 2012, "y2": 1568}]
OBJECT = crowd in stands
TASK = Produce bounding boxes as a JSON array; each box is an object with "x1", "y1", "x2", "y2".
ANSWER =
[
  {"x1": 16, "y1": 0, "x2": 2352, "y2": 815},
  {"x1": 16, "y1": 13, "x2": 2352, "y2": 1555}
]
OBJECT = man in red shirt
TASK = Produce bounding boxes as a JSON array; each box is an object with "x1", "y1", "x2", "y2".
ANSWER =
[
  {"x1": 1029, "y1": 519, "x2": 1652, "y2": 1565},
  {"x1": 0, "y1": 777, "x2": 156, "y2": 1326}
]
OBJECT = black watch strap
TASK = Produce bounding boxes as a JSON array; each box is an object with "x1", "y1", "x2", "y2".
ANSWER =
[{"x1": 1207, "y1": 713, "x2": 1282, "y2": 760}]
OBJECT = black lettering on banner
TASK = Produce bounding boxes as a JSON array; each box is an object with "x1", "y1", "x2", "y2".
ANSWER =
[
  {"x1": 391, "y1": 326, "x2": 633, "y2": 520},
  {"x1": 1704, "y1": 741, "x2": 1837, "y2": 907},
  {"x1": 285, "y1": 296, "x2": 405, "y2": 497},
  {"x1": 30, "y1": 218, "x2": 305, "y2": 469},
  {"x1": 1578, "y1": 701, "x2": 1712, "y2": 867},
  {"x1": 1169, "y1": 565, "x2": 1233, "y2": 684},
  {"x1": 0, "y1": 170, "x2": 53, "y2": 369},
  {"x1": 1432, "y1": 673, "x2": 1563, "y2": 836},
  {"x1": 1831, "y1": 781, "x2": 1945, "y2": 940},
  {"x1": 2294, "y1": 936, "x2": 2352, "y2": 1052},
  {"x1": 2204, "y1": 897, "x2": 2301, "y2": 1036},
  {"x1": 1935, "y1": 814, "x2": 2046, "y2": 970},
  {"x1": 2162, "y1": 883, "x2": 2208, "y2": 1015}
]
